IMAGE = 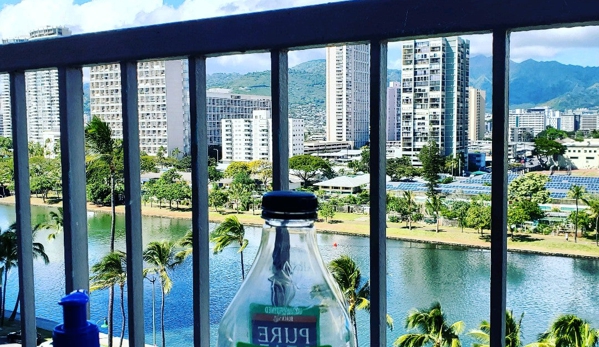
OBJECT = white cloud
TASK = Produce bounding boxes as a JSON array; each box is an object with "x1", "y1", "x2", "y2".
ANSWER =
[
  {"x1": 1, "y1": 0, "x2": 599, "y2": 71},
  {"x1": 0, "y1": 0, "x2": 343, "y2": 72}
]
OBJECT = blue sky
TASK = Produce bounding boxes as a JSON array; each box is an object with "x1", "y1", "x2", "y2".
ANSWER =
[{"x1": 0, "y1": 0, "x2": 597, "y2": 74}]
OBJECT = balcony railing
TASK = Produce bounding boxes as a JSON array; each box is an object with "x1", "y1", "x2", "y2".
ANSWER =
[{"x1": 2, "y1": 0, "x2": 599, "y2": 346}]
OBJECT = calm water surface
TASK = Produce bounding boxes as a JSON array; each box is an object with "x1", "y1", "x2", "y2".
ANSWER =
[{"x1": 1, "y1": 204, "x2": 598, "y2": 347}]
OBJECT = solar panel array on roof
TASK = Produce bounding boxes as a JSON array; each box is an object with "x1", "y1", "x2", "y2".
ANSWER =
[{"x1": 383, "y1": 174, "x2": 599, "y2": 199}]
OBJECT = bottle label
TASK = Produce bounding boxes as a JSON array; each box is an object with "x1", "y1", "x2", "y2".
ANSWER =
[{"x1": 241, "y1": 304, "x2": 324, "y2": 347}]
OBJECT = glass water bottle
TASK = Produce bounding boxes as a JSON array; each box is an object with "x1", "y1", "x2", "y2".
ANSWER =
[{"x1": 217, "y1": 191, "x2": 356, "y2": 347}]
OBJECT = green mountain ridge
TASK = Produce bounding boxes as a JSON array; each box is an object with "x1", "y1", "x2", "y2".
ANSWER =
[
  {"x1": 470, "y1": 55, "x2": 599, "y2": 110},
  {"x1": 206, "y1": 56, "x2": 599, "y2": 112},
  {"x1": 206, "y1": 59, "x2": 403, "y2": 107}
]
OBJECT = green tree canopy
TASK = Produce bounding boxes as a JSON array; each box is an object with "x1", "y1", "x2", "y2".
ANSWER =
[
  {"x1": 209, "y1": 216, "x2": 248, "y2": 280},
  {"x1": 568, "y1": 184, "x2": 587, "y2": 243},
  {"x1": 90, "y1": 251, "x2": 127, "y2": 347},
  {"x1": 537, "y1": 314, "x2": 599, "y2": 347},
  {"x1": 85, "y1": 116, "x2": 122, "y2": 252},
  {"x1": 536, "y1": 126, "x2": 569, "y2": 140},
  {"x1": 468, "y1": 310, "x2": 526, "y2": 347},
  {"x1": 395, "y1": 301, "x2": 464, "y2": 347},
  {"x1": 289, "y1": 154, "x2": 333, "y2": 186},
  {"x1": 348, "y1": 147, "x2": 370, "y2": 174},
  {"x1": 418, "y1": 140, "x2": 445, "y2": 196},
  {"x1": 319, "y1": 201, "x2": 335, "y2": 222},
  {"x1": 467, "y1": 199, "x2": 491, "y2": 234},
  {"x1": 143, "y1": 241, "x2": 183, "y2": 347},
  {"x1": 224, "y1": 161, "x2": 251, "y2": 178},
  {"x1": 387, "y1": 156, "x2": 418, "y2": 181},
  {"x1": 328, "y1": 255, "x2": 393, "y2": 346},
  {"x1": 508, "y1": 173, "x2": 551, "y2": 204},
  {"x1": 533, "y1": 138, "x2": 567, "y2": 164}
]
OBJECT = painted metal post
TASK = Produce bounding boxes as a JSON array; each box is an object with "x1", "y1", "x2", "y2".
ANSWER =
[
  {"x1": 10, "y1": 71, "x2": 37, "y2": 347},
  {"x1": 58, "y1": 67, "x2": 89, "y2": 294},
  {"x1": 369, "y1": 40, "x2": 388, "y2": 347},
  {"x1": 121, "y1": 61, "x2": 145, "y2": 347},
  {"x1": 189, "y1": 56, "x2": 210, "y2": 347},
  {"x1": 271, "y1": 50, "x2": 289, "y2": 191},
  {"x1": 490, "y1": 29, "x2": 510, "y2": 347}
]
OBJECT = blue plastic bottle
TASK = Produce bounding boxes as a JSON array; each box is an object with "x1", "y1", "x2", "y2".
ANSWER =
[{"x1": 53, "y1": 290, "x2": 100, "y2": 347}]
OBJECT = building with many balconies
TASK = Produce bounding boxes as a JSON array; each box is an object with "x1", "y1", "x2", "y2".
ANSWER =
[
  {"x1": 221, "y1": 110, "x2": 304, "y2": 162},
  {"x1": 399, "y1": 37, "x2": 470, "y2": 165}
]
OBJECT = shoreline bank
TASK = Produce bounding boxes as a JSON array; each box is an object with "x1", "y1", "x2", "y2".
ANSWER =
[{"x1": 2, "y1": 196, "x2": 598, "y2": 260}]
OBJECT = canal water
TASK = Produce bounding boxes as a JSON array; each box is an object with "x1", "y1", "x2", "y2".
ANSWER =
[{"x1": 1, "y1": 204, "x2": 598, "y2": 346}]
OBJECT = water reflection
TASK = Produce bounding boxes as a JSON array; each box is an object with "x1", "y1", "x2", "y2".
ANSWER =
[{"x1": 0, "y1": 204, "x2": 598, "y2": 347}]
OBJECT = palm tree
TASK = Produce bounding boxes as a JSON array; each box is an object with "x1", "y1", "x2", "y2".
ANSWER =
[
  {"x1": 403, "y1": 191, "x2": 417, "y2": 230},
  {"x1": 34, "y1": 207, "x2": 64, "y2": 240},
  {"x1": 394, "y1": 301, "x2": 464, "y2": 347},
  {"x1": 143, "y1": 241, "x2": 183, "y2": 347},
  {"x1": 582, "y1": 195, "x2": 599, "y2": 246},
  {"x1": 568, "y1": 185, "x2": 587, "y2": 243},
  {"x1": 535, "y1": 314, "x2": 599, "y2": 347},
  {"x1": 426, "y1": 194, "x2": 444, "y2": 233},
  {"x1": 328, "y1": 255, "x2": 393, "y2": 346},
  {"x1": 210, "y1": 216, "x2": 248, "y2": 280},
  {"x1": 90, "y1": 251, "x2": 127, "y2": 347},
  {"x1": 85, "y1": 116, "x2": 119, "y2": 252},
  {"x1": 175, "y1": 230, "x2": 193, "y2": 261},
  {"x1": 0, "y1": 223, "x2": 49, "y2": 326},
  {"x1": 468, "y1": 310, "x2": 526, "y2": 347}
]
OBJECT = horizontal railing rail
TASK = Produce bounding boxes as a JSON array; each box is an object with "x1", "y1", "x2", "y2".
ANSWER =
[{"x1": 1, "y1": 0, "x2": 598, "y2": 346}]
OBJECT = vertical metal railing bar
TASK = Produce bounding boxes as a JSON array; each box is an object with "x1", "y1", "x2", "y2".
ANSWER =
[
  {"x1": 121, "y1": 61, "x2": 145, "y2": 347},
  {"x1": 58, "y1": 67, "x2": 89, "y2": 295},
  {"x1": 188, "y1": 56, "x2": 210, "y2": 346},
  {"x1": 369, "y1": 40, "x2": 388, "y2": 347},
  {"x1": 271, "y1": 50, "x2": 289, "y2": 191},
  {"x1": 10, "y1": 71, "x2": 36, "y2": 347},
  {"x1": 490, "y1": 29, "x2": 509, "y2": 347}
]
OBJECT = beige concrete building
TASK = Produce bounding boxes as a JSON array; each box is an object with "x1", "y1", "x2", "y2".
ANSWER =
[
  {"x1": 561, "y1": 138, "x2": 599, "y2": 169},
  {"x1": 468, "y1": 87, "x2": 486, "y2": 142}
]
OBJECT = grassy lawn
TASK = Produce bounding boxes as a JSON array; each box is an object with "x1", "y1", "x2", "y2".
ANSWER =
[{"x1": 3, "y1": 196, "x2": 599, "y2": 259}]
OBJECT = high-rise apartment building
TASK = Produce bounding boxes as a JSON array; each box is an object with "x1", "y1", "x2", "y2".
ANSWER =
[
  {"x1": 326, "y1": 44, "x2": 370, "y2": 149},
  {"x1": 468, "y1": 87, "x2": 486, "y2": 142},
  {"x1": 386, "y1": 82, "x2": 401, "y2": 141},
  {"x1": 91, "y1": 60, "x2": 188, "y2": 155},
  {"x1": 91, "y1": 60, "x2": 272, "y2": 156},
  {"x1": 0, "y1": 74, "x2": 10, "y2": 138},
  {"x1": 400, "y1": 37, "x2": 470, "y2": 164},
  {"x1": 221, "y1": 110, "x2": 304, "y2": 162},
  {"x1": 205, "y1": 91, "x2": 271, "y2": 147},
  {"x1": 0, "y1": 27, "x2": 71, "y2": 143},
  {"x1": 509, "y1": 107, "x2": 558, "y2": 136}
]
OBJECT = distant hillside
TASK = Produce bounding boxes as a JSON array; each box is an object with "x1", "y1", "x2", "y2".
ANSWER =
[
  {"x1": 83, "y1": 57, "x2": 599, "y2": 116},
  {"x1": 469, "y1": 55, "x2": 599, "y2": 110},
  {"x1": 206, "y1": 59, "x2": 402, "y2": 107}
]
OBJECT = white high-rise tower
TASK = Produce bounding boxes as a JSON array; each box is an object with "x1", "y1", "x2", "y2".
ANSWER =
[
  {"x1": 0, "y1": 27, "x2": 71, "y2": 143},
  {"x1": 326, "y1": 44, "x2": 370, "y2": 149},
  {"x1": 400, "y1": 37, "x2": 469, "y2": 164},
  {"x1": 387, "y1": 82, "x2": 401, "y2": 141}
]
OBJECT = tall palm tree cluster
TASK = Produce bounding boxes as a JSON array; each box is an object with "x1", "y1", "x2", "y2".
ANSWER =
[
  {"x1": 395, "y1": 302, "x2": 599, "y2": 347},
  {"x1": 0, "y1": 223, "x2": 49, "y2": 327},
  {"x1": 90, "y1": 238, "x2": 190, "y2": 347}
]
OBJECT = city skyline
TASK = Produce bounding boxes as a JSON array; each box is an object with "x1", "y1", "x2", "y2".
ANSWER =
[{"x1": 0, "y1": 0, "x2": 598, "y2": 74}]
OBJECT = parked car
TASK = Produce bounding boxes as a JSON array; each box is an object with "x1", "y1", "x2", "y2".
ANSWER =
[{"x1": 6, "y1": 330, "x2": 44, "y2": 345}]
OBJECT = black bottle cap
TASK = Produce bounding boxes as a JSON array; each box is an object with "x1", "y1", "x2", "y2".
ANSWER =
[{"x1": 261, "y1": 191, "x2": 318, "y2": 220}]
